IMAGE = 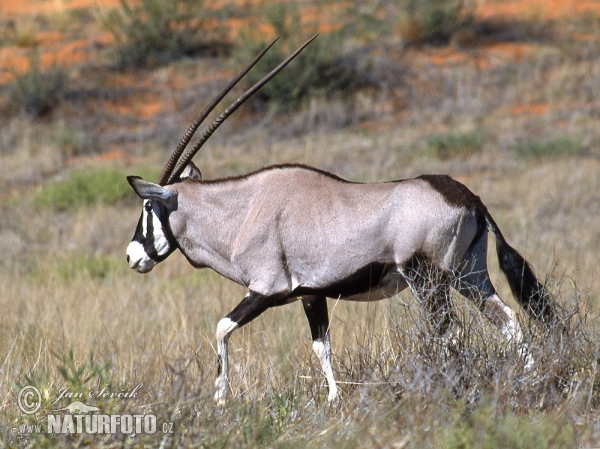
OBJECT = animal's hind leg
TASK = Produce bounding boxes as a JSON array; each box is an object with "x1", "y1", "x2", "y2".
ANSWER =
[
  {"x1": 301, "y1": 295, "x2": 338, "y2": 401},
  {"x1": 401, "y1": 255, "x2": 458, "y2": 339},
  {"x1": 455, "y1": 230, "x2": 531, "y2": 366},
  {"x1": 458, "y1": 275, "x2": 524, "y2": 348}
]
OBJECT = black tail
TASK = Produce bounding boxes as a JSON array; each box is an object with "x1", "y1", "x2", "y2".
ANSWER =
[{"x1": 489, "y1": 220, "x2": 555, "y2": 325}]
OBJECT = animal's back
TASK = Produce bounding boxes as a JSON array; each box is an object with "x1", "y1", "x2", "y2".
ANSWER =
[{"x1": 248, "y1": 166, "x2": 478, "y2": 286}]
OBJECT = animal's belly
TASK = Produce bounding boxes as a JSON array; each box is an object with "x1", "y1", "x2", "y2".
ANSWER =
[
  {"x1": 342, "y1": 270, "x2": 407, "y2": 301},
  {"x1": 293, "y1": 263, "x2": 407, "y2": 301}
]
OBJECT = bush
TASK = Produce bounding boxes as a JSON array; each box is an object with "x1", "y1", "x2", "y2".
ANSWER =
[
  {"x1": 10, "y1": 16, "x2": 39, "y2": 48},
  {"x1": 232, "y1": 3, "x2": 365, "y2": 111},
  {"x1": 514, "y1": 137, "x2": 585, "y2": 160},
  {"x1": 8, "y1": 53, "x2": 67, "y2": 117},
  {"x1": 427, "y1": 130, "x2": 483, "y2": 159},
  {"x1": 396, "y1": 0, "x2": 474, "y2": 45},
  {"x1": 97, "y1": 0, "x2": 229, "y2": 69}
]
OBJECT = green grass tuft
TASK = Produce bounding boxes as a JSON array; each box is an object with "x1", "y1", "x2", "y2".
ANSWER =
[
  {"x1": 55, "y1": 253, "x2": 121, "y2": 281},
  {"x1": 427, "y1": 130, "x2": 483, "y2": 160},
  {"x1": 56, "y1": 350, "x2": 112, "y2": 396},
  {"x1": 446, "y1": 404, "x2": 576, "y2": 449},
  {"x1": 514, "y1": 137, "x2": 585, "y2": 160},
  {"x1": 34, "y1": 166, "x2": 137, "y2": 211}
]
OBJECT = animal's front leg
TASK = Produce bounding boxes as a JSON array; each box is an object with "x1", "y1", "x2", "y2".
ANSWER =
[
  {"x1": 215, "y1": 318, "x2": 236, "y2": 405},
  {"x1": 302, "y1": 295, "x2": 338, "y2": 401},
  {"x1": 214, "y1": 291, "x2": 275, "y2": 405}
]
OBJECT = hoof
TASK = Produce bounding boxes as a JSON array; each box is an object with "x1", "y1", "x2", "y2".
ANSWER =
[
  {"x1": 518, "y1": 343, "x2": 535, "y2": 371},
  {"x1": 214, "y1": 390, "x2": 227, "y2": 406},
  {"x1": 327, "y1": 385, "x2": 339, "y2": 402}
]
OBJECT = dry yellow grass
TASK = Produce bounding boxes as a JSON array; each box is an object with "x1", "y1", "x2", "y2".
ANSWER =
[{"x1": 1, "y1": 133, "x2": 599, "y2": 446}]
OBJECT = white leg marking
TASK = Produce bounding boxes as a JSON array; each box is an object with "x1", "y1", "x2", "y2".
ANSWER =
[
  {"x1": 312, "y1": 336, "x2": 338, "y2": 401},
  {"x1": 483, "y1": 294, "x2": 534, "y2": 369},
  {"x1": 214, "y1": 318, "x2": 238, "y2": 405},
  {"x1": 488, "y1": 295, "x2": 523, "y2": 343},
  {"x1": 291, "y1": 275, "x2": 301, "y2": 292}
]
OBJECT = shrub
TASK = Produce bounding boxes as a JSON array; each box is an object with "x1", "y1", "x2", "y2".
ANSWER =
[
  {"x1": 8, "y1": 53, "x2": 67, "y2": 117},
  {"x1": 97, "y1": 0, "x2": 229, "y2": 69},
  {"x1": 11, "y1": 16, "x2": 39, "y2": 48},
  {"x1": 396, "y1": 0, "x2": 475, "y2": 45},
  {"x1": 427, "y1": 130, "x2": 483, "y2": 159},
  {"x1": 232, "y1": 3, "x2": 365, "y2": 111},
  {"x1": 514, "y1": 137, "x2": 585, "y2": 161}
]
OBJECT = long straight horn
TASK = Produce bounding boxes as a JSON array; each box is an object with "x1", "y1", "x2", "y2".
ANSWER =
[
  {"x1": 156, "y1": 37, "x2": 280, "y2": 186},
  {"x1": 167, "y1": 34, "x2": 319, "y2": 185}
]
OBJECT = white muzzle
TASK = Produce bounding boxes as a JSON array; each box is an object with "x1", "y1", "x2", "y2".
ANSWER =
[{"x1": 126, "y1": 241, "x2": 156, "y2": 273}]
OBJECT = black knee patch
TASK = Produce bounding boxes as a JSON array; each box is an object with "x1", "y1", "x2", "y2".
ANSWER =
[{"x1": 302, "y1": 296, "x2": 329, "y2": 341}]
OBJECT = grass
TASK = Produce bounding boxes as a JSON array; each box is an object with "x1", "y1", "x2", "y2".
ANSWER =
[
  {"x1": 54, "y1": 253, "x2": 122, "y2": 280},
  {"x1": 54, "y1": 350, "x2": 113, "y2": 396},
  {"x1": 514, "y1": 136, "x2": 585, "y2": 160},
  {"x1": 1, "y1": 0, "x2": 600, "y2": 447},
  {"x1": 2, "y1": 169, "x2": 600, "y2": 444},
  {"x1": 50, "y1": 121, "x2": 96, "y2": 159},
  {"x1": 33, "y1": 166, "x2": 137, "y2": 211},
  {"x1": 446, "y1": 404, "x2": 576, "y2": 449},
  {"x1": 427, "y1": 130, "x2": 483, "y2": 159},
  {"x1": 1, "y1": 263, "x2": 597, "y2": 447}
]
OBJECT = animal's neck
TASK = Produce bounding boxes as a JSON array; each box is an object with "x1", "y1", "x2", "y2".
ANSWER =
[{"x1": 169, "y1": 180, "x2": 256, "y2": 285}]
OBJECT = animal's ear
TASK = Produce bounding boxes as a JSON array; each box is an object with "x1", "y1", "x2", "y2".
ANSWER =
[
  {"x1": 127, "y1": 176, "x2": 178, "y2": 206},
  {"x1": 180, "y1": 162, "x2": 202, "y2": 180}
]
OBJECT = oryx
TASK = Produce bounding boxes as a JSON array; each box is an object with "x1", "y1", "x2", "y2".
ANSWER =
[{"x1": 125, "y1": 36, "x2": 555, "y2": 404}]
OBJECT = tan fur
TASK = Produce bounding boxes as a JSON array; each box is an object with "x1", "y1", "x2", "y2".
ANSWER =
[
  {"x1": 167, "y1": 166, "x2": 479, "y2": 297},
  {"x1": 127, "y1": 164, "x2": 541, "y2": 403}
]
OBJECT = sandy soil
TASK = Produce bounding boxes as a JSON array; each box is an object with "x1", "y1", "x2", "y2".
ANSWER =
[
  {"x1": 476, "y1": 0, "x2": 600, "y2": 21},
  {"x1": 0, "y1": 0, "x2": 121, "y2": 18},
  {"x1": 3, "y1": 0, "x2": 599, "y2": 77}
]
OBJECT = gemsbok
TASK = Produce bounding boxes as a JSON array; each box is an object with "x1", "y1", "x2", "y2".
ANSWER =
[{"x1": 125, "y1": 35, "x2": 555, "y2": 404}]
